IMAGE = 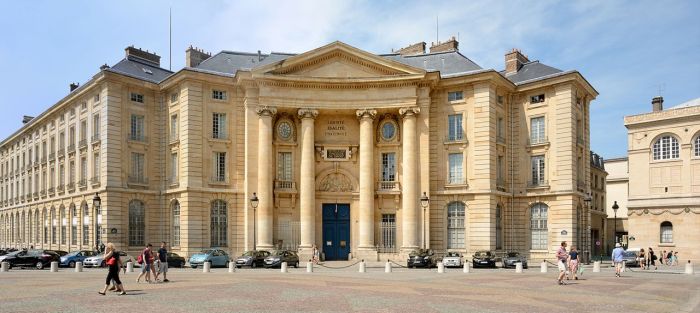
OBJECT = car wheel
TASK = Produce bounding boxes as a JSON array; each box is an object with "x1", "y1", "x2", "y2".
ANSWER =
[
  {"x1": 295, "y1": 261, "x2": 299, "y2": 268},
  {"x1": 36, "y1": 262, "x2": 44, "y2": 270},
  {"x1": 191, "y1": 265, "x2": 197, "y2": 269},
  {"x1": 68, "y1": 261, "x2": 76, "y2": 268},
  {"x1": 179, "y1": 262, "x2": 185, "y2": 268}
]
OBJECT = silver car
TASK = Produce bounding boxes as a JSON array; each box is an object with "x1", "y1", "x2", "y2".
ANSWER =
[
  {"x1": 441, "y1": 252, "x2": 463, "y2": 268},
  {"x1": 502, "y1": 252, "x2": 528, "y2": 268},
  {"x1": 235, "y1": 250, "x2": 271, "y2": 268},
  {"x1": 84, "y1": 251, "x2": 135, "y2": 267}
]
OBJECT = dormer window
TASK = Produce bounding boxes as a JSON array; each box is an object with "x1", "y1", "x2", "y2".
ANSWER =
[
  {"x1": 142, "y1": 68, "x2": 153, "y2": 75},
  {"x1": 531, "y1": 94, "x2": 545, "y2": 104},
  {"x1": 448, "y1": 91, "x2": 463, "y2": 102}
]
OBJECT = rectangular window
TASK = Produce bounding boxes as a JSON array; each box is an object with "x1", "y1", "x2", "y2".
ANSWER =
[
  {"x1": 213, "y1": 152, "x2": 226, "y2": 182},
  {"x1": 130, "y1": 92, "x2": 144, "y2": 103},
  {"x1": 381, "y1": 152, "x2": 396, "y2": 181},
  {"x1": 497, "y1": 117, "x2": 504, "y2": 141},
  {"x1": 170, "y1": 114, "x2": 178, "y2": 140},
  {"x1": 212, "y1": 113, "x2": 227, "y2": 139},
  {"x1": 58, "y1": 132, "x2": 65, "y2": 150},
  {"x1": 80, "y1": 120, "x2": 87, "y2": 142},
  {"x1": 447, "y1": 204, "x2": 465, "y2": 249},
  {"x1": 531, "y1": 206, "x2": 548, "y2": 250},
  {"x1": 92, "y1": 114, "x2": 100, "y2": 140},
  {"x1": 82, "y1": 213, "x2": 89, "y2": 245},
  {"x1": 94, "y1": 94, "x2": 100, "y2": 103},
  {"x1": 380, "y1": 214, "x2": 396, "y2": 252},
  {"x1": 69, "y1": 161, "x2": 75, "y2": 184},
  {"x1": 448, "y1": 153, "x2": 464, "y2": 184},
  {"x1": 276, "y1": 152, "x2": 292, "y2": 182},
  {"x1": 130, "y1": 115, "x2": 145, "y2": 141},
  {"x1": 170, "y1": 92, "x2": 178, "y2": 103},
  {"x1": 80, "y1": 157, "x2": 87, "y2": 182},
  {"x1": 531, "y1": 94, "x2": 545, "y2": 103},
  {"x1": 170, "y1": 152, "x2": 178, "y2": 182},
  {"x1": 212, "y1": 90, "x2": 227, "y2": 100},
  {"x1": 71, "y1": 209, "x2": 77, "y2": 245},
  {"x1": 69, "y1": 127, "x2": 75, "y2": 146},
  {"x1": 59, "y1": 164, "x2": 65, "y2": 185},
  {"x1": 448, "y1": 91, "x2": 463, "y2": 101},
  {"x1": 497, "y1": 156, "x2": 504, "y2": 182},
  {"x1": 447, "y1": 114, "x2": 463, "y2": 141},
  {"x1": 531, "y1": 155, "x2": 545, "y2": 186},
  {"x1": 131, "y1": 153, "x2": 145, "y2": 182},
  {"x1": 530, "y1": 116, "x2": 545, "y2": 144},
  {"x1": 93, "y1": 152, "x2": 99, "y2": 181},
  {"x1": 80, "y1": 102, "x2": 87, "y2": 111}
]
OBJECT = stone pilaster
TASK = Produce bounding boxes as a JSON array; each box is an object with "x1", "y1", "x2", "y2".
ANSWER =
[
  {"x1": 256, "y1": 106, "x2": 276, "y2": 250},
  {"x1": 399, "y1": 107, "x2": 420, "y2": 252},
  {"x1": 356, "y1": 109, "x2": 377, "y2": 256},
  {"x1": 298, "y1": 108, "x2": 318, "y2": 253}
]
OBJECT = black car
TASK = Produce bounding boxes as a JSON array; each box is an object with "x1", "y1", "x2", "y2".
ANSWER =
[
  {"x1": 235, "y1": 250, "x2": 271, "y2": 268},
  {"x1": 47, "y1": 250, "x2": 69, "y2": 257},
  {"x1": 472, "y1": 250, "x2": 497, "y2": 268},
  {"x1": 4, "y1": 249, "x2": 60, "y2": 269},
  {"x1": 263, "y1": 250, "x2": 299, "y2": 268},
  {"x1": 166, "y1": 252, "x2": 186, "y2": 268},
  {"x1": 407, "y1": 249, "x2": 437, "y2": 268}
]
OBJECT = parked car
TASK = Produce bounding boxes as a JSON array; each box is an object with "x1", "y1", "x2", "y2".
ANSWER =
[
  {"x1": 3, "y1": 249, "x2": 60, "y2": 269},
  {"x1": 441, "y1": 252, "x2": 463, "y2": 268},
  {"x1": 502, "y1": 252, "x2": 528, "y2": 269},
  {"x1": 235, "y1": 250, "x2": 271, "y2": 268},
  {"x1": 59, "y1": 250, "x2": 98, "y2": 268},
  {"x1": 165, "y1": 252, "x2": 186, "y2": 268},
  {"x1": 189, "y1": 249, "x2": 230, "y2": 269},
  {"x1": 264, "y1": 250, "x2": 299, "y2": 268},
  {"x1": 407, "y1": 249, "x2": 437, "y2": 268},
  {"x1": 622, "y1": 250, "x2": 641, "y2": 267},
  {"x1": 48, "y1": 250, "x2": 69, "y2": 257},
  {"x1": 472, "y1": 250, "x2": 497, "y2": 268},
  {"x1": 0, "y1": 250, "x2": 22, "y2": 262},
  {"x1": 84, "y1": 251, "x2": 135, "y2": 268}
]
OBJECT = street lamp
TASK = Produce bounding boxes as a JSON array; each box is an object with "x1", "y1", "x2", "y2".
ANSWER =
[
  {"x1": 250, "y1": 192, "x2": 259, "y2": 250},
  {"x1": 420, "y1": 192, "x2": 429, "y2": 249},
  {"x1": 612, "y1": 201, "x2": 619, "y2": 246},
  {"x1": 583, "y1": 193, "x2": 592, "y2": 264},
  {"x1": 92, "y1": 192, "x2": 101, "y2": 252}
]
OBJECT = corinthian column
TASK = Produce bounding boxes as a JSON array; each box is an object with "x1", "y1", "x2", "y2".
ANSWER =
[
  {"x1": 298, "y1": 108, "x2": 318, "y2": 251},
  {"x1": 256, "y1": 106, "x2": 276, "y2": 250},
  {"x1": 356, "y1": 109, "x2": 377, "y2": 250},
  {"x1": 400, "y1": 107, "x2": 420, "y2": 252}
]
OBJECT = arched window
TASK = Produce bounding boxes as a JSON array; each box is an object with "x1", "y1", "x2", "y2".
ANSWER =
[
  {"x1": 660, "y1": 221, "x2": 673, "y2": 243},
  {"x1": 129, "y1": 200, "x2": 145, "y2": 246},
  {"x1": 28, "y1": 211, "x2": 32, "y2": 243},
  {"x1": 211, "y1": 200, "x2": 227, "y2": 247},
  {"x1": 172, "y1": 200, "x2": 180, "y2": 247},
  {"x1": 51, "y1": 208, "x2": 57, "y2": 244},
  {"x1": 530, "y1": 203, "x2": 548, "y2": 250},
  {"x1": 21, "y1": 212, "x2": 25, "y2": 243},
  {"x1": 43, "y1": 208, "x2": 48, "y2": 244},
  {"x1": 694, "y1": 135, "x2": 700, "y2": 157},
  {"x1": 34, "y1": 209, "x2": 39, "y2": 245},
  {"x1": 495, "y1": 205, "x2": 503, "y2": 250},
  {"x1": 70, "y1": 204, "x2": 77, "y2": 245},
  {"x1": 82, "y1": 204, "x2": 90, "y2": 246},
  {"x1": 446, "y1": 202, "x2": 465, "y2": 249},
  {"x1": 652, "y1": 136, "x2": 679, "y2": 160},
  {"x1": 60, "y1": 207, "x2": 66, "y2": 245}
]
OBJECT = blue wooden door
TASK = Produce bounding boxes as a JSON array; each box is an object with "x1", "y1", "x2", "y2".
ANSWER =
[{"x1": 322, "y1": 204, "x2": 351, "y2": 260}]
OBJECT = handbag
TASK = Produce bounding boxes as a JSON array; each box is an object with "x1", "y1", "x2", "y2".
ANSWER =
[{"x1": 106, "y1": 256, "x2": 116, "y2": 266}]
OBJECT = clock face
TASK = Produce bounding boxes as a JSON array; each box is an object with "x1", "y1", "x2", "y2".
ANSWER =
[
  {"x1": 381, "y1": 122, "x2": 395, "y2": 140},
  {"x1": 278, "y1": 121, "x2": 292, "y2": 140}
]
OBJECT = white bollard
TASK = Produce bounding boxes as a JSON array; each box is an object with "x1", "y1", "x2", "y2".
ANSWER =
[
  {"x1": 359, "y1": 260, "x2": 366, "y2": 273},
  {"x1": 385, "y1": 260, "x2": 392, "y2": 273},
  {"x1": 621, "y1": 261, "x2": 626, "y2": 273},
  {"x1": 463, "y1": 262, "x2": 470, "y2": 273},
  {"x1": 306, "y1": 261, "x2": 313, "y2": 273},
  {"x1": 437, "y1": 262, "x2": 445, "y2": 273},
  {"x1": 228, "y1": 261, "x2": 235, "y2": 273},
  {"x1": 126, "y1": 261, "x2": 134, "y2": 273},
  {"x1": 515, "y1": 262, "x2": 523, "y2": 273},
  {"x1": 281, "y1": 262, "x2": 288, "y2": 273},
  {"x1": 593, "y1": 261, "x2": 601, "y2": 273},
  {"x1": 203, "y1": 261, "x2": 211, "y2": 273},
  {"x1": 50, "y1": 261, "x2": 59, "y2": 272},
  {"x1": 540, "y1": 260, "x2": 548, "y2": 273},
  {"x1": 75, "y1": 262, "x2": 83, "y2": 272},
  {"x1": 1, "y1": 261, "x2": 9, "y2": 272},
  {"x1": 685, "y1": 261, "x2": 694, "y2": 275}
]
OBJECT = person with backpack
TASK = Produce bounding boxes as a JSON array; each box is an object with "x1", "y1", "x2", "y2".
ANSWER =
[
  {"x1": 136, "y1": 243, "x2": 153, "y2": 283},
  {"x1": 98, "y1": 243, "x2": 126, "y2": 296}
]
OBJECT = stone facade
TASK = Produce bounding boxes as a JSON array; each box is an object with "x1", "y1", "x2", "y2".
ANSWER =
[
  {"x1": 604, "y1": 157, "x2": 629, "y2": 253},
  {"x1": 0, "y1": 41, "x2": 598, "y2": 262}
]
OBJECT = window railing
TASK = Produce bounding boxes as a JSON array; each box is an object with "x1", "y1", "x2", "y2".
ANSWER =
[
  {"x1": 496, "y1": 135, "x2": 506, "y2": 144},
  {"x1": 67, "y1": 144, "x2": 75, "y2": 152},
  {"x1": 90, "y1": 176, "x2": 100, "y2": 185},
  {"x1": 445, "y1": 133, "x2": 465, "y2": 142},
  {"x1": 56, "y1": 184, "x2": 64, "y2": 192},
  {"x1": 527, "y1": 179, "x2": 549, "y2": 188},
  {"x1": 128, "y1": 176, "x2": 148, "y2": 184},
  {"x1": 274, "y1": 180, "x2": 295, "y2": 190},
  {"x1": 48, "y1": 187, "x2": 55, "y2": 194},
  {"x1": 170, "y1": 134, "x2": 179, "y2": 144},
  {"x1": 377, "y1": 181, "x2": 400, "y2": 191},
  {"x1": 33, "y1": 160, "x2": 40, "y2": 168},
  {"x1": 78, "y1": 179, "x2": 87, "y2": 187},
  {"x1": 78, "y1": 139, "x2": 87, "y2": 149},
  {"x1": 91, "y1": 134, "x2": 101, "y2": 144},
  {"x1": 41, "y1": 157, "x2": 47, "y2": 164},
  {"x1": 210, "y1": 176, "x2": 227, "y2": 184},
  {"x1": 527, "y1": 136, "x2": 549, "y2": 146},
  {"x1": 577, "y1": 180, "x2": 586, "y2": 191},
  {"x1": 32, "y1": 192, "x2": 38, "y2": 199},
  {"x1": 57, "y1": 148, "x2": 65, "y2": 156},
  {"x1": 66, "y1": 182, "x2": 75, "y2": 191},
  {"x1": 167, "y1": 177, "x2": 179, "y2": 187},
  {"x1": 496, "y1": 178, "x2": 505, "y2": 188},
  {"x1": 48, "y1": 153, "x2": 55, "y2": 161},
  {"x1": 40, "y1": 189, "x2": 46, "y2": 196},
  {"x1": 128, "y1": 133, "x2": 147, "y2": 142},
  {"x1": 447, "y1": 176, "x2": 466, "y2": 185}
]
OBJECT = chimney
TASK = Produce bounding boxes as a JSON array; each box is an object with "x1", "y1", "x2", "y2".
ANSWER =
[
  {"x1": 395, "y1": 42, "x2": 426, "y2": 56},
  {"x1": 22, "y1": 116, "x2": 34, "y2": 124},
  {"x1": 69, "y1": 82, "x2": 80, "y2": 92},
  {"x1": 125, "y1": 46, "x2": 161, "y2": 66},
  {"x1": 429, "y1": 36, "x2": 458, "y2": 53},
  {"x1": 99, "y1": 64, "x2": 110, "y2": 70},
  {"x1": 504, "y1": 48, "x2": 529, "y2": 76},
  {"x1": 652, "y1": 96, "x2": 664, "y2": 112},
  {"x1": 186, "y1": 45, "x2": 212, "y2": 67}
]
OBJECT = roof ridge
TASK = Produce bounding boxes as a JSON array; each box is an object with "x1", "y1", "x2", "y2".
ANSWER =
[
  {"x1": 125, "y1": 55, "x2": 173, "y2": 73},
  {"x1": 219, "y1": 50, "x2": 268, "y2": 56}
]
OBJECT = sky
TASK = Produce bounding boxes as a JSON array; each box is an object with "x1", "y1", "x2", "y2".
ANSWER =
[{"x1": 0, "y1": 0, "x2": 698, "y2": 159}]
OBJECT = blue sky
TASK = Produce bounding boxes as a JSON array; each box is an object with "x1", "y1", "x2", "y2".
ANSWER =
[{"x1": 0, "y1": 0, "x2": 698, "y2": 159}]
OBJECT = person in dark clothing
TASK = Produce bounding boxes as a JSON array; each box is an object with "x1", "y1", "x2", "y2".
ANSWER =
[
  {"x1": 155, "y1": 242, "x2": 169, "y2": 282},
  {"x1": 98, "y1": 243, "x2": 126, "y2": 296}
]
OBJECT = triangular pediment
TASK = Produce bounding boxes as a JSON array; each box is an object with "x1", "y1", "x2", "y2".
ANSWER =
[{"x1": 253, "y1": 41, "x2": 424, "y2": 78}]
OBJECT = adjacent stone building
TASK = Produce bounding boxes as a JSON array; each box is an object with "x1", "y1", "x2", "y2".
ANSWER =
[
  {"x1": 589, "y1": 152, "x2": 607, "y2": 258},
  {"x1": 0, "y1": 40, "x2": 598, "y2": 261},
  {"x1": 605, "y1": 156, "x2": 629, "y2": 252}
]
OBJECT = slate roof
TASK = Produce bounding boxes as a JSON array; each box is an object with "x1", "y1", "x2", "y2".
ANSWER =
[
  {"x1": 381, "y1": 51, "x2": 483, "y2": 75},
  {"x1": 107, "y1": 55, "x2": 174, "y2": 83},
  {"x1": 500, "y1": 61, "x2": 565, "y2": 85},
  {"x1": 669, "y1": 97, "x2": 700, "y2": 109},
  {"x1": 196, "y1": 51, "x2": 295, "y2": 75}
]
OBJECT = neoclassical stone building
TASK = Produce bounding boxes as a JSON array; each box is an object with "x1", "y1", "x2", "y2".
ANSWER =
[{"x1": 0, "y1": 39, "x2": 598, "y2": 261}]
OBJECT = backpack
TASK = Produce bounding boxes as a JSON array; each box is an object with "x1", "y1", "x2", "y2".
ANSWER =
[{"x1": 137, "y1": 254, "x2": 143, "y2": 264}]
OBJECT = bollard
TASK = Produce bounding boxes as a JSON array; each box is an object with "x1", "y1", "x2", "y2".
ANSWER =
[
  {"x1": 126, "y1": 261, "x2": 134, "y2": 273},
  {"x1": 359, "y1": 260, "x2": 366, "y2": 273},
  {"x1": 306, "y1": 261, "x2": 313, "y2": 273},
  {"x1": 463, "y1": 262, "x2": 470, "y2": 273},
  {"x1": 385, "y1": 260, "x2": 392, "y2": 273},
  {"x1": 437, "y1": 262, "x2": 445, "y2": 273},
  {"x1": 1, "y1": 261, "x2": 9, "y2": 272},
  {"x1": 515, "y1": 262, "x2": 523, "y2": 273},
  {"x1": 203, "y1": 261, "x2": 211, "y2": 273},
  {"x1": 621, "y1": 261, "x2": 626, "y2": 273},
  {"x1": 540, "y1": 260, "x2": 548, "y2": 273},
  {"x1": 75, "y1": 262, "x2": 83, "y2": 272},
  {"x1": 50, "y1": 261, "x2": 59, "y2": 272},
  {"x1": 685, "y1": 260, "x2": 694, "y2": 275},
  {"x1": 281, "y1": 261, "x2": 288, "y2": 273},
  {"x1": 593, "y1": 261, "x2": 601, "y2": 273},
  {"x1": 228, "y1": 261, "x2": 235, "y2": 273}
]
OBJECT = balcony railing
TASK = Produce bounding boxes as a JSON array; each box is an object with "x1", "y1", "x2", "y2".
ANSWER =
[
  {"x1": 169, "y1": 134, "x2": 179, "y2": 144},
  {"x1": 32, "y1": 192, "x2": 38, "y2": 199},
  {"x1": 377, "y1": 181, "x2": 400, "y2": 191},
  {"x1": 57, "y1": 184, "x2": 64, "y2": 192},
  {"x1": 78, "y1": 139, "x2": 87, "y2": 149},
  {"x1": 527, "y1": 136, "x2": 549, "y2": 146},
  {"x1": 66, "y1": 182, "x2": 75, "y2": 191},
  {"x1": 444, "y1": 134, "x2": 465, "y2": 143},
  {"x1": 33, "y1": 161, "x2": 39, "y2": 168},
  {"x1": 48, "y1": 187, "x2": 55, "y2": 194},
  {"x1": 78, "y1": 179, "x2": 87, "y2": 187},
  {"x1": 128, "y1": 176, "x2": 148, "y2": 185},
  {"x1": 447, "y1": 176, "x2": 466, "y2": 185},
  {"x1": 58, "y1": 148, "x2": 65, "y2": 156},
  {"x1": 48, "y1": 153, "x2": 55, "y2": 161},
  {"x1": 67, "y1": 144, "x2": 76, "y2": 153},
  {"x1": 128, "y1": 133, "x2": 147, "y2": 142},
  {"x1": 91, "y1": 134, "x2": 101, "y2": 144},
  {"x1": 274, "y1": 180, "x2": 295, "y2": 190},
  {"x1": 527, "y1": 179, "x2": 549, "y2": 188},
  {"x1": 41, "y1": 157, "x2": 47, "y2": 164},
  {"x1": 40, "y1": 189, "x2": 46, "y2": 196},
  {"x1": 90, "y1": 176, "x2": 100, "y2": 185}
]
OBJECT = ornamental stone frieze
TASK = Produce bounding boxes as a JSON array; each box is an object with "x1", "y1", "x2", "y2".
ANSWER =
[
  {"x1": 355, "y1": 109, "x2": 377, "y2": 120},
  {"x1": 256, "y1": 106, "x2": 277, "y2": 117},
  {"x1": 398, "y1": 107, "x2": 420, "y2": 117},
  {"x1": 297, "y1": 108, "x2": 319, "y2": 119}
]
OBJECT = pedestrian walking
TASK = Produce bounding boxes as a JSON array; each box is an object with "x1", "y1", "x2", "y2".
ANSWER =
[
  {"x1": 612, "y1": 243, "x2": 624, "y2": 277},
  {"x1": 98, "y1": 243, "x2": 126, "y2": 296},
  {"x1": 660, "y1": 250, "x2": 667, "y2": 265},
  {"x1": 312, "y1": 245, "x2": 320, "y2": 265},
  {"x1": 568, "y1": 246, "x2": 580, "y2": 280},
  {"x1": 638, "y1": 248, "x2": 646, "y2": 270},
  {"x1": 556, "y1": 241, "x2": 568, "y2": 285},
  {"x1": 671, "y1": 251, "x2": 678, "y2": 266},
  {"x1": 649, "y1": 247, "x2": 658, "y2": 270},
  {"x1": 666, "y1": 250, "x2": 673, "y2": 266},
  {"x1": 155, "y1": 242, "x2": 169, "y2": 282},
  {"x1": 136, "y1": 243, "x2": 153, "y2": 283}
]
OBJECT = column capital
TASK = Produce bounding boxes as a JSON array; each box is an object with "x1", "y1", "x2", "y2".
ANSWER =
[
  {"x1": 399, "y1": 107, "x2": 420, "y2": 117},
  {"x1": 355, "y1": 109, "x2": 377, "y2": 120},
  {"x1": 256, "y1": 106, "x2": 277, "y2": 117},
  {"x1": 297, "y1": 108, "x2": 319, "y2": 120}
]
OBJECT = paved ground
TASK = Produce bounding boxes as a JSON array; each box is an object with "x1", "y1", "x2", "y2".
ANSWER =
[{"x1": 0, "y1": 262, "x2": 698, "y2": 313}]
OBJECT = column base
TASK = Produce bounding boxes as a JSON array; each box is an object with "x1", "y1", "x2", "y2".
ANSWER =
[
  {"x1": 353, "y1": 247, "x2": 378, "y2": 262},
  {"x1": 297, "y1": 246, "x2": 314, "y2": 263}
]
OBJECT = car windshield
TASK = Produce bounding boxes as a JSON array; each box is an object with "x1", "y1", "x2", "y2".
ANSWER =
[
  {"x1": 446, "y1": 252, "x2": 460, "y2": 257},
  {"x1": 474, "y1": 251, "x2": 491, "y2": 257},
  {"x1": 409, "y1": 249, "x2": 429, "y2": 257},
  {"x1": 623, "y1": 251, "x2": 637, "y2": 257},
  {"x1": 272, "y1": 250, "x2": 287, "y2": 256},
  {"x1": 200, "y1": 250, "x2": 213, "y2": 255},
  {"x1": 507, "y1": 252, "x2": 520, "y2": 258},
  {"x1": 66, "y1": 251, "x2": 80, "y2": 256},
  {"x1": 242, "y1": 251, "x2": 255, "y2": 257}
]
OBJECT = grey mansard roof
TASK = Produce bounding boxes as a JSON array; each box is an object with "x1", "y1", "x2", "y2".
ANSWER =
[
  {"x1": 107, "y1": 55, "x2": 174, "y2": 83},
  {"x1": 196, "y1": 51, "x2": 296, "y2": 75},
  {"x1": 381, "y1": 51, "x2": 483, "y2": 75},
  {"x1": 500, "y1": 61, "x2": 565, "y2": 85}
]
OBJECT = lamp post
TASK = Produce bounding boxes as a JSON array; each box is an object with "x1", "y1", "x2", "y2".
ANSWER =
[
  {"x1": 420, "y1": 192, "x2": 430, "y2": 249},
  {"x1": 250, "y1": 192, "x2": 259, "y2": 251},
  {"x1": 612, "y1": 201, "x2": 619, "y2": 248},
  {"x1": 92, "y1": 192, "x2": 101, "y2": 252},
  {"x1": 583, "y1": 193, "x2": 592, "y2": 264}
]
